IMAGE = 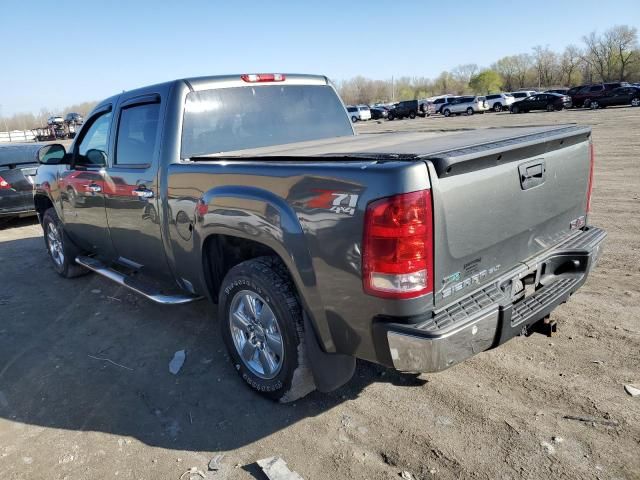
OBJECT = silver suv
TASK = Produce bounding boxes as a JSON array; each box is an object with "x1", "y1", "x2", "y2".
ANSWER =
[{"x1": 442, "y1": 96, "x2": 489, "y2": 116}]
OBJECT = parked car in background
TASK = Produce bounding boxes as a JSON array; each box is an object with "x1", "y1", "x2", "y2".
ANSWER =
[
  {"x1": 589, "y1": 86, "x2": 640, "y2": 109},
  {"x1": 509, "y1": 91, "x2": 537, "y2": 100},
  {"x1": 418, "y1": 100, "x2": 435, "y2": 117},
  {"x1": 64, "y1": 112, "x2": 84, "y2": 125},
  {"x1": 442, "y1": 96, "x2": 489, "y2": 116},
  {"x1": 369, "y1": 106, "x2": 389, "y2": 120},
  {"x1": 545, "y1": 88, "x2": 569, "y2": 95},
  {"x1": 387, "y1": 100, "x2": 423, "y2": 120},
  {"x1": 47, "y1": 116, "x2": 64, "y2": 125},
  {"x1": 510, "y1": 92, "x2": 571, "y2": 113},
  {"x1": 571, "y1": 82, "x2": 630, "y2": 108},
  {"x1": 346, "y1": 105, "x2": 371, "y2": 122},
  {"x1": 432, "y1": 96, "x2": 458, "y2": 114},
  {"x1": 485, "y1": 93, "x2": 515, "y2": 112},
  {"x1": 0, "y1": 144, "x2": 39, "y2": 226}
]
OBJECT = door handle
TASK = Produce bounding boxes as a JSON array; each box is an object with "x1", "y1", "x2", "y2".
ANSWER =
[
  {"x1": 133, "y1": 187, "x2": 154, "y2": 199},
  {"x1": 87, "y1": 183, "x2": 102, "y2": 193},
  {"x1": 519, "y1": 160, "x2": 546, "y2": 190}
]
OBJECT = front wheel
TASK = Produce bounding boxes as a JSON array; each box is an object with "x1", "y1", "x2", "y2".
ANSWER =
[
  {"x1": 546, "y1": 104, "x2": 555, "y2": 112},
  {"x1": 466, "y1": 107, "x2": 474, "y2": 116},
  {"x1": 42, "y1": 208, "x2": 88, "y2": 278},
  {"x1": 583, "y1": 99, "x2": 591, "y2": 108},
  {"x1": 443, "y1": 109, "x2": 451, "y2": 117},
  {"x1": 409, "y1": 111, "x2": 416, "y2": 119},
  {"x1": 219, "y1": 256, "x2": 316, "y2": 402},
  {"x1": 631, "y1": 97, "x2": 640, "y2": 107},
  {"x1": 493, "y1": 103, "x2": 502, "y2": 112},
  {"x1": 351, "y1": 116, "x2": 358, "y2": 123},
  {"x1": 511, "y1": 106, "x2": 519, "y2": 114},
  {"x1": 590, "y1": 101, "x2": 599, "y2": 110}
]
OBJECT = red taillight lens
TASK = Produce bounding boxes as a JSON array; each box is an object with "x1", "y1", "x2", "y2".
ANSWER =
[
  {"x1": 363, "y1": 190, "x2": 433, "y2": 299},
  {"x1": 0, "y1": 175, "x2": 11, "y2": 190},
  {"x1": 240, "y1": 73, "x2": 285, "y2": 83},
  {"x1": 587, "y1": 141, "x2": 595, "y2": 213}
]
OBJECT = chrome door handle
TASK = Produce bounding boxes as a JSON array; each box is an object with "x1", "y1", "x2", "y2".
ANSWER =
[
  {"x1": 133, "y1": 188, "x2": 154, "y2": 199},
  {"x1": 87, "y1": 183, "x2": 102, "y2": 193}
]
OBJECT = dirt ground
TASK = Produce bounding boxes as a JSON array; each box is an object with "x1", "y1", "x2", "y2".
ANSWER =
[{"x1": 1, "y1": 107, "x2": 638, "y2": 480}]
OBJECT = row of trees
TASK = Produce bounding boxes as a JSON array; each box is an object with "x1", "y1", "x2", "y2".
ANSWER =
[
  {"x1": 338, "y1": 25, "x2": 639, "y2": 105},
  {"x1": 1, "y1": 101, "x2": 97, "y2": 133}
]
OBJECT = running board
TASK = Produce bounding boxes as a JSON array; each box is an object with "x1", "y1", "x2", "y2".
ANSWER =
[{"x1": 75, "y1": 256, "x2": 202, "y2": 305}]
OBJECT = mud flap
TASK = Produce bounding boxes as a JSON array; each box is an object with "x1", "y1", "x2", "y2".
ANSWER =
[{"x1": 304, "y1": 314, "x2": 355, "y2": 392}]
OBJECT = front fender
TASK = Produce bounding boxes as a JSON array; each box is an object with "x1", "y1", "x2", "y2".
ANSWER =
[{"x1": 192, "y1": 185, "x2": 335, "y2": 352}]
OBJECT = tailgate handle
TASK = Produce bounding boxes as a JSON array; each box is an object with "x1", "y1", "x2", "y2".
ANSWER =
[{"x1": 519, "y1": 160, "x2": 546, "y2": 190}]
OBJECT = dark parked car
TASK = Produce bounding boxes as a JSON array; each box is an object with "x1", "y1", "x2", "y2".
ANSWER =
[
  {"x1": 571, "y1": 82, "x2": 629, "y2": 108},
  {"x1": 387, "y1": 100, "x2": 421, "y2": 120},
  {"x1": 589, "y1": 86, "x2": 640, "y2": 109},
  {"x1": 0, "y1": 144, "x2": 39, "y2": 226},
  {"x1": 64, "y1": 112, "x2": 84, "y2": 125},
  {"x1": 369, "y1": 106, "x2": 389, "y2": 119},
  {"x1": 510, "y1": 93, "x2": 572, "y2": 113}
]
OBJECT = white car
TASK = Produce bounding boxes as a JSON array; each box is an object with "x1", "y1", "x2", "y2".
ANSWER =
[
  {"x1": 346, "y1": 105, "x2": 371, "y2": 122},
  {"x1": 485, "y1": 93, "x2": 515, "y2": 112},
  {"x1": 442, "y1": 96, "x2": 489, "y2": 116},
  {"x1": 47, "y1": 116, "x2": 64, "y2": 125},
  {"x1": 509, "y1": 91, "x2": 537, "y2": 101}
]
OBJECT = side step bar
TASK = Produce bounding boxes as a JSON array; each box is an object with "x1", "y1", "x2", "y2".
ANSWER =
[{"x1": 75, "y1": 256, "x2": 202, "y2": 305}]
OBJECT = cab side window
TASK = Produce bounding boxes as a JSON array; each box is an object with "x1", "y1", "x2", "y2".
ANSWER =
[
  {"x1": 115, "y1": 103, "x2": 160, "y2": 167},
  {"x1": 76, "y1": 111, "x2": 112, "y2": 167}
]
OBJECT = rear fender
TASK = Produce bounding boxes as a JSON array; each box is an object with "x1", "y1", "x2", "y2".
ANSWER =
[{"x1": 196, "y1": 185, "x2": 335, "y2": 352}]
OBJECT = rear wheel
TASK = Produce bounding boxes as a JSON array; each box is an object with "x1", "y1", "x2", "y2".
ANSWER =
[
  {"x1": 631, "y1": 97, "x2": 640, "y2": 107},
  {"x1": 493, "y1": 103, "x2": 502, "y2": 112},
  {"x1": 351, "y1": 116, "x2": 358, "y2": 123},
  {"x1": 219, "y1": 256, "x2": 316, "y2": 402},
  {"x1": 443, "y1": 109, "x2": 451, "y2": 117},
  {"x1": 583, "y1": 99, "x2": 591, "y2": 108},
  {"x1": 387, "y1": 113, "x2": 394, "y2": 121},
  {"x1": 409, "y1": 111, "x2": 416, "y2": 119},
  {"x1": 590, "y1": 101, "x2": 599, "y2": 109},
  {"x1": 546, "y1": 104, "x2": 555, "y2": 112},
  {"x1": 466, "y1": 107, "x2": 474, "y2": 116},
  {"x1": 42, "y1": 208, "x2": 88, "y2": 278},
  {"x1": 511, "y1": 105, "x2": 519, "y2": 114}
]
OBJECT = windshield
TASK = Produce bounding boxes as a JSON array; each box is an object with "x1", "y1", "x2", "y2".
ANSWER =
[{"x1": 181, "y1": 85, "x2": 353, "y2": 157}]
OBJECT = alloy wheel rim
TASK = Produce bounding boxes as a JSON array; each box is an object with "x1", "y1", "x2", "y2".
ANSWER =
[
  {"x1": 47, "y1": 223, "x2": 64, "y2": 267},
  {"x1": 229, "y1": 290, "x2": 284, "y2": 380},
  {"x1": 632, "y1": 98, "x2": 639, "y2": 106}
]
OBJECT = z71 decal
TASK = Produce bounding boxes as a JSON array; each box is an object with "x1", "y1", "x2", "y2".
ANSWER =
[{"x1": 307, "y1": 190, "x2": 359, "y2": 216}]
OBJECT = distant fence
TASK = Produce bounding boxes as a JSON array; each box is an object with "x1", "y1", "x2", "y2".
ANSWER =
[{"x1": 0, "y1": 130, "x2": 37, "y2": 143}]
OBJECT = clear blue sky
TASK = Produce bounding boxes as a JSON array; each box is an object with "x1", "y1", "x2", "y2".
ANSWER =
[{"x1": 1, "y1": 0, "x2": 638, "y2": 115}]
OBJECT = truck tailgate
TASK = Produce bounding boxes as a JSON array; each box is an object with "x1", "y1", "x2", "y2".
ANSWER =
[{"x1": 426, "y1": 125, "x2": 592, "y2": 307}]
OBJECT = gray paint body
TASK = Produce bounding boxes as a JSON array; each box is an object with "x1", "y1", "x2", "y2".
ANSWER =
[{"x1": 34, "y1": 74, "x2": 599, "y2": 369}]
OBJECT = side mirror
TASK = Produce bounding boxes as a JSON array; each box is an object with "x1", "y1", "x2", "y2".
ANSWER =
[
  {"x1": 85, "y1": 149, "x2": 107, "y2": 167},
  {"x1": 37, "y1": 144, "x2": 67, "y2": 164}
]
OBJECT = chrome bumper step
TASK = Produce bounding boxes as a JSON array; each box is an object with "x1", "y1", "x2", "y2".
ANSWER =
[{"x1": 75, "y1": 256, "x2": 202, "y2": 305}]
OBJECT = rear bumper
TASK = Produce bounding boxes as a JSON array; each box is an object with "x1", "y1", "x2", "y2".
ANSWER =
[
  {"x1": 384, "y1": 226, "x2": 606, "y2": 373},
  {"x1": 0, "y1": 191, "x2": 35, "y2": 217}
]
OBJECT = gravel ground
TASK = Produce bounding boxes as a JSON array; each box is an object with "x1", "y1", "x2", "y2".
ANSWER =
[{"x1": 0, "y1": 107, "x2": 638, "y2": 480}]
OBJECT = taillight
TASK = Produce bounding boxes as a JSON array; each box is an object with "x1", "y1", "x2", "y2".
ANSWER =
[
  {"x1": 363, "y1": 190, "x2": 433, "y2": 299},
  {"x1": 240, "y1": 73, "x2": 285, "y2": 83},
  {"x1": 0, "y1": 175, "x2": 11, "y2": 190},
  {"x1": 587, "y1": 141, "x2": 595, "y2": 213}
]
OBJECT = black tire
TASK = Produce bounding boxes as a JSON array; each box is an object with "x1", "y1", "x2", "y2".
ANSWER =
[
  {"x1": 443, "y1": 109, "x2": 451, "y2": 117},
  {"x1": 511, "y1": 105, "x2": 519, "y2": 114},
  {"x1": 0, "y1": 217, "x2": 12, "y2": 229},
  {"x1": 466, "y1": 107, "x2": 474, "y2": 116},
  {"x1": 42, "y1": 207, "x2": 88, "y2": 278},
  {"x1": 493, "y1": 103, "x2": 502, "y2": 112},
  {"x1": 409, "y1": 111, "x2": 416, "y2": 119},
  {"x1": 546, "y1": 104, "x2": 555, "y2": 112},
  {"x1": 351, "y1": 116, "x2": 358, "y2": 123},
  {"x1": 631, "y1": 97, "x2": 640, "y2": 107},
  {"x1": 583, "y1": 99, "x2": 591, "y2": 108},
  {"x1": 219, "y1": 256, "x2": 316, "y2": 403},
  {"x1": 387, "y1": 114, "x2": 394, "y2": 121}
]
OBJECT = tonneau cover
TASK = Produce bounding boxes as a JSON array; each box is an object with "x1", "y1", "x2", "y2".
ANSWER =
[{"x1": 198, "y1": 124, "x2": 588, "y2": 160}]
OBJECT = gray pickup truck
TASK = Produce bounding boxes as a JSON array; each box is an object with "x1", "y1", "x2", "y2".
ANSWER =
[{"x1": 33, "y1": 73, "x2": 605, "y2": 402}]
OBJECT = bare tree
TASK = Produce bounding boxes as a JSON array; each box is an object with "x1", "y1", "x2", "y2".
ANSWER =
[
  {"x1": 533, "y1": 45, "x2": 559, "y2": 88},
  {"x1": 560, "y1": 45, "x2": 584, "y2": 86},
  {"x1": 452, "y1": 64, "x2": 479, "y2": 85},
  {"x1": 608, "y1": 25, "x2": 639, "y2": 80}
]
